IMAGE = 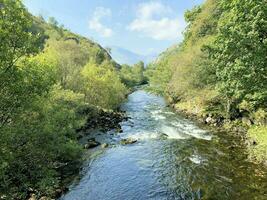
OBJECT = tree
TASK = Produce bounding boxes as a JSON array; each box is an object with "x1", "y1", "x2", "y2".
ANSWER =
[
  {"x1": 0, "y1": 1, "x2": 127, "y2": 198},
  {"x1": 105, "y1": 46, "x2": 112, "y2": 54},
  {"x1": 44, "y1": 39, "x2": 89, "y2": 90},
  {"x1": 119, "y1": 61, "x2": 147, "y2": 87},
  {"x1": 145, "y1": 60, "x2": 172, "y2": 94},
  {"x1": 184, "y1": 5, "x2": 202, "y2": 23},
  {"x1": 0, "y1": 85, "x2": 84, "y2": 198},
  {"x1": 81, "y1": 60, "x2": 127, "y2": 109},
  {"x1": 48, "y1": 16, "x2": 58, "y2": 27},
  {"x1": 209, "y1": 0, "x2": 267, "y2": 115},
  {"x1": 0, "y1": 0, "x2": 47, "y2": 126},
  {"x1": 0, "y1": 0, "x2": 43, "y2": 72}
]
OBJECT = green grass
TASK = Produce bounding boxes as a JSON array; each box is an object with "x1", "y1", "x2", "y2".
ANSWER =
[{"x1": 247, "y1": 126, "x2": 267, "y2": 163}]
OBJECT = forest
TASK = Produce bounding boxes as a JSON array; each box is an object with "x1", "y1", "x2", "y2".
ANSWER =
[
  {"x1": 146, "y1": 0, "x2": 267, "y2": 163},
  {"x1": 0, "y1": 0, "x2": 145, "y2": 199}
]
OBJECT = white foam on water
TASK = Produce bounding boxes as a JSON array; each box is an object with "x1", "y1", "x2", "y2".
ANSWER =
[
  {"x1": 162, "y1": 111, "x2": 175, "y2": 115},
  {"x1": 136, "y1": 159, "x2": 154, "y2": 169},
  {"x1": 129, "y1": 131, "x2": 161, "y2": 140},
  {"x1": 161, "y1": 125, "x2": 189, "y2": 139},
  {"x1": 170, "y1": 121, "x2": 212, "y2": 141},
  {"x1": 150, "y1": 110, "x2": 167, "y2": 121},
  {"x1": 187, "y1": 130, "x2": 212, "y2": 141},
  {"x1": 189, "y1": 155, "x2": 204, "y2": 164},
  {"x1": 150, "y1": 110, "x2": 161, "y2": 115},
  {"x1": 152, "y1": 115, "x2": 166, "y2": 120}
]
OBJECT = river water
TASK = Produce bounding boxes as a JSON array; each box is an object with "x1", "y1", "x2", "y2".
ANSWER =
[{"x1": 61, "y1": 90, "x2": 267, "y2": 200}]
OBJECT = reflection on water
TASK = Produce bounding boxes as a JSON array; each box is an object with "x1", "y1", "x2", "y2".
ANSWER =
[{"x1": 61, "y1": 90, "x2": 267, "y2": 200}]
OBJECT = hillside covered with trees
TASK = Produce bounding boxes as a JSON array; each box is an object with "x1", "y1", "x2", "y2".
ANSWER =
[
  {"x1": 0, "y1": 0, "x2": 147, "y2": 198},
  {"x1": 146, "y1": 0, "x2": 267, "y2": 162}
]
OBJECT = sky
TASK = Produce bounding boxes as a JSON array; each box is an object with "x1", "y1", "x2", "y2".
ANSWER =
[{"x1": 23, "y1": 0, "x2": 204, "y2": 56}]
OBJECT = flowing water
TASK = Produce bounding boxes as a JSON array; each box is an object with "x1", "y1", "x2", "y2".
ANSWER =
[{"x1": 61, "y1": 90, "x2": 267, "y2": 200}]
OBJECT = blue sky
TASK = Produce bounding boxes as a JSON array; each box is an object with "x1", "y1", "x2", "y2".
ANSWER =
[{"x1": 23, "y1": 0, "x2": 204, "y2": 56}]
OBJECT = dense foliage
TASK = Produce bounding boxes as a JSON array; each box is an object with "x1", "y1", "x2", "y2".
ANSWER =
[
  {"x1": 81, "y1": 60, "x2": 126, "y2": 109},
  {"x1": 146, "y1": 0, "x2": 267, "y2": 160},
  {"x1": 208, "y1": 0, "x2": 267, "y2": 117},
  {"x1": 119, "y1": 61, "x2": 147, "y2": 88},
  {"x1": 0, "y1": 0, "x2": 127, "y2": 198}
]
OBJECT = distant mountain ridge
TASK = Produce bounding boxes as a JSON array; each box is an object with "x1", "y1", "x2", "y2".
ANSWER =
[{"x1": 110, "y1": 46, "x2": 157, "y2": 65}]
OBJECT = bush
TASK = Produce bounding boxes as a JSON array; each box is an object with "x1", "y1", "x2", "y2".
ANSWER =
[
  {"x1": 120, "y1": 62, "x2": 147, "y2": 87},
  {"x1": 0, "y1": 85, "x2": 85, "y2": 199},
  {"x1": 81, "y1": 60, "x2": 127, "y2": 109}
]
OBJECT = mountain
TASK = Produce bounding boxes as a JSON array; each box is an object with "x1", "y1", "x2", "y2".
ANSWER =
[{"x1": 110, "y1": 46, "x2": 157, "y2": 65}]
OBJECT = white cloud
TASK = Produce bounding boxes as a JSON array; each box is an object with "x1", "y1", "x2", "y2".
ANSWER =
[
  {"x1": 137, "y1": 1, "x2": 171, "y2": 19},
  {"x1": 128, "y1": 2, "x2": 185, "y2": 40},
  {"x1": 89, "y1": 7, "x2": 113, "y2": 37}
]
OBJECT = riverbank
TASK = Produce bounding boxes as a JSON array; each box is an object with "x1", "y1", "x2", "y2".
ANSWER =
[
  {"x1": 27, "y1": 90, "x2": 266, "y2": 200},
  {"x1": 25, "y1": 107, "x2": 128, "y2": 200},
  {"x1": 168, "y1": 100, "x2": 267, "y2": 166},
  {"x1": 60, "y1": 90, "x2": 267, "y2": 200},
  {"x1": 36, "y1": 90, "x2": 139, "y2": 200}
]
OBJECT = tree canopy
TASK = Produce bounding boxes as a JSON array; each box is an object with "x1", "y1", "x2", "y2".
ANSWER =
[
  {"x1": 146, "y1": 0, "x2": 266, "y2": 121},
  {"x1": 0, "y1": 0, "x2": 128, "y2": 198}
]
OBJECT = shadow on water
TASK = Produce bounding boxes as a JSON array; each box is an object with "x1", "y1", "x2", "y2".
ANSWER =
[{"x1": 60, "y1": 90, "x2": 267, "y2": 200}]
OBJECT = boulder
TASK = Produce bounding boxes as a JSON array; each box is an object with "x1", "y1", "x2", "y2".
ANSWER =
[
  {"x1": 28, "y1": 194, "x2": 36, "y2": 200},
  {"x1": 242, "y1": 117, "x2": 252, "y2": 126},
  {"x1": 117, "y1": 127, "x2": 123, "y2": 133},
  {"x1": 205, "y1": 116, "x2": 213, "y2": 124},
  {"x1": 120, "y1": 138, "x2": 137, "y2": 145},
  {"x1": 77, "y1": 133, "x2": 83, "y2": 139},
  {"x1": 205, "y1": 115, "x2": 217, "y2": 125},
  {"x1": 160, "y1": 133, "x2": 168, "y2": 139},
  {"x1": 55, "y1": 186, "x2": 69, "y2": 198},
  {"x1": 39, "y1": 197, "x2": 49, "y2": 200},
  {"x1": 84, "y1": 138, "x2": 100, "y2": 149},
  {"x1": 88, "y1": 137, "x2": 96, "y2": 141},
  {"x1": 101, "y1": 143, "x2": 109, "y2": 148}
]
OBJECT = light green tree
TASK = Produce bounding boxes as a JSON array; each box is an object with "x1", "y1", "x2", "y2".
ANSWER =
[{"x1": 81, "y1": 60, "x2": 127, "y2": 109}]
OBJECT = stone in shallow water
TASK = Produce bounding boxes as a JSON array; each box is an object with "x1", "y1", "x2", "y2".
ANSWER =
[
  {"x1": 120, "y1": 138, "x2": 137, "y2": 145},
  {"x1": 101, "y1": 143, "x2": 109, "y2": 148},
  {"x1": 84, "y1": 139, "x2": 100, "y2": 149}
]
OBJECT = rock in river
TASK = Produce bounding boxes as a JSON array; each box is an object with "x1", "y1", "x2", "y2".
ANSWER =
[
  {"x1": 120, "y1": 138, "x2": 137, "y2": 145},
  {"x1": 84, "y1": 138, "x2": 100, "y2": 149},
  {"x1": 101, "y1": 143, "x2": 109, "y2": 148}
]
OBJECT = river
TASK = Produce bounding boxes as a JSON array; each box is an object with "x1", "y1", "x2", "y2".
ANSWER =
[{"x1": 60, "y1": 90, "x2": 267, "y2": 200}]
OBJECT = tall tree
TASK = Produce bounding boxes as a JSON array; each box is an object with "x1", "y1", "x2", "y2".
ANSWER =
[
  {"x1": 0, "y1": 0, "x2": 46, "y2": 126},
  {"x1": 209, "y1": 0, "x2": 267, "y2": 114},
  {"x1": 0, "y1": 0, "x2": 42, "y2": 72}
]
